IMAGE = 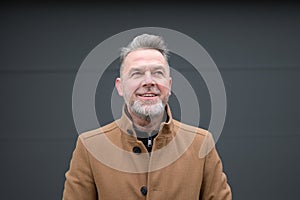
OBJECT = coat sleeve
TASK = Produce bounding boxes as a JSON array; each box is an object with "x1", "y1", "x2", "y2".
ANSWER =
[
  {"x1": 199, "y1": 134, "x2": 232, "y2": 200},
  {"x1": 62, "y1": 137, "x2": 97, "y2": 200}
]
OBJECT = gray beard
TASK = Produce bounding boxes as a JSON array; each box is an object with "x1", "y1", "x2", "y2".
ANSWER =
[{"x1": 130, "y1": 100, "x2": 164, "y2": 121}]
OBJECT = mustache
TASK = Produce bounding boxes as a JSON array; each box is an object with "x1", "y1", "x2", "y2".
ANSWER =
[{"x1": 135, "y1": 88, "x2": 161, "y2": 95}]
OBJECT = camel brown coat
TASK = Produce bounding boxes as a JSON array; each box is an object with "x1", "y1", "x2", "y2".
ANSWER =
[{"x1": 63, "y1": 106, "x2": 232, "y2": 199}]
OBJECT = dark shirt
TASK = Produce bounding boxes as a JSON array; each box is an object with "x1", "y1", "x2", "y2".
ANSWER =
[
  {"x1": 124, "y1": 105, "x2": 168, "y2": 153},
  {"x1": 136, "y1": 130, "x2": 158, "y2": 152}
]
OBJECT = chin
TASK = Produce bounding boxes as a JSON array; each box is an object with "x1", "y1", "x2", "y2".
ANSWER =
[{"x1": 131, "y1": 101, "x2": 164, "y2": 119}]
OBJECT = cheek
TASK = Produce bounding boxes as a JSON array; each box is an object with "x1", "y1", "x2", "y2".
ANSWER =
[
  {"x1": 123, "y1": 82, "x2": 139, "y2": 96},
  {"x1": 157, "y1": 81, "x2": 171, "y2": 95}
]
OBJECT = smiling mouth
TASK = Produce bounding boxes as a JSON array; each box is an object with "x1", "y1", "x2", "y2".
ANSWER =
[
  {"x1": 136, "y1": 93, "x2": 160, "y2": 101},
  {"x1": 138, "y1": 93, "x2": 158, "y2": 97}
]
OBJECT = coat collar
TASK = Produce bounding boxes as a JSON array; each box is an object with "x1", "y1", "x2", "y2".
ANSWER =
[{"x1": 115, "y1": 104, "x2": 174, "y2": 140}]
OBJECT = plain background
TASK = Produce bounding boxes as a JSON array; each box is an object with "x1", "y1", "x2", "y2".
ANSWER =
[{"x1": 1, "y1": 1, "x2": 299, "y2": 199}]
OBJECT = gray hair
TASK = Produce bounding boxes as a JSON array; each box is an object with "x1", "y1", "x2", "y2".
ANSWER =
[{"x1": 119, "y1": 34, "x2": 169, "y2": 74}]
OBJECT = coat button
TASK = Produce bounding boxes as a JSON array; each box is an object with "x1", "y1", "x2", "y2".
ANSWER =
[
  {"x1": 140, "y1": 186, "x2": 147, "y2": 196},
  {"x1": 133, "y1": 146, "x2": 141, "y2": 154},
  {"x1": 127, "y1": 129, "x2": 133, "y2": 135}
]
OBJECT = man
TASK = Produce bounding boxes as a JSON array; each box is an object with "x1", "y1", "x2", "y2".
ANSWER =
[{"x1": 63, "y1": 34, "x2": 232, "y2": 199}]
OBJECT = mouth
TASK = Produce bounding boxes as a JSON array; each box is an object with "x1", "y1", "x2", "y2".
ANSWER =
[
  {"x1": 136, "y1": 93, "x2": 159, "y2": 100},
  {"x1": 139, "y1": 93, "x2": 157, "y2": 97}
]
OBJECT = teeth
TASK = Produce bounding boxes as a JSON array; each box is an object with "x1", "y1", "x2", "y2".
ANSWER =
[{"x1": 141, "y1": 94, "x2": 155, "y2": 97}]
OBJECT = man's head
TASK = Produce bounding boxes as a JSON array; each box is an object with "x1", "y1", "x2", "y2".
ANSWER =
[{"x1": 116, "y1": 34, "x2": 172, "y2": 122}]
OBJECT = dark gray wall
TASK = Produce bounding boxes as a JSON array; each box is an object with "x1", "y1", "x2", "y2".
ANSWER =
[{"x1": 1, "y1": 2, "x2": 299, "y2": 199}]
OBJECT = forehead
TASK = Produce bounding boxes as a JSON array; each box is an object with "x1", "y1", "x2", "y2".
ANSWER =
[{"x1": 122, "y1": 49, "x2": 168, "y2": 74}]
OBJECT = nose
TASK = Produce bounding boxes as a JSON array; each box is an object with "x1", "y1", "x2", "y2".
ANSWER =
[{"x1": 142, "y1": 72, "x2": 155, "y2": 87}]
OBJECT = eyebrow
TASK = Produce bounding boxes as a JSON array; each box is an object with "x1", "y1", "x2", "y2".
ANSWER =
[
  {"x1": 128, "y1": 65, "x2": 167, "y2": 75},
  {"x1": 152, "y1": 65, "x2": 167, "y2": 72}
]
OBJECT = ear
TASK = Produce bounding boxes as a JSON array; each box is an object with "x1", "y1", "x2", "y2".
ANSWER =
[
  {"x1": 115, "y1": 78, "x2": 123, "y2": 96},
  {"x1": 168, "y1": 77, "x2": 172, "y2": 95}
]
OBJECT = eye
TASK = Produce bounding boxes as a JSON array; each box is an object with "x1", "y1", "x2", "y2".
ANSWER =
[
  {"x1": 130, "y1": 71, "x2": 142, "y2": 78},
  {"x1": 153, "y1": 70, "x2": 164, "y2": 76}
]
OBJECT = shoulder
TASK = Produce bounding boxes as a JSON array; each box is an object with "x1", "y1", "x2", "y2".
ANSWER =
[
  {"x1": 79, "y1": 121, "x2": 119, "y2": 140},
  {"x1": 75, "y1": 121, "x2": 121, "y2": 159},
  {"x1": 172, "y1": 119, "x2": 215, "y2": 154},
  {"x1": 172, "y1": 119, "x2": 211, "y2": 138}
]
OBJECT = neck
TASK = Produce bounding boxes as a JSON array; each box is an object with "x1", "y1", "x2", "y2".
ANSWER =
[{"x1": 127, "y1": 107, "x2": 165, "y2": 134}]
